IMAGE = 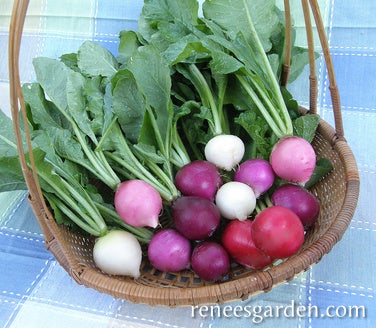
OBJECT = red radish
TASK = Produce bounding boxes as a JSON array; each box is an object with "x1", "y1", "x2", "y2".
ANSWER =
[
  {"x1": 234, "y1": 158, "x2": 275, "y2": 197},
  {"x1": 204, "y1": 134, "x2": 245, "y2": 171},
  {"x1": 271, "y1": 184, "x2": 320, "y2": 229},
  {"x1": 172, "y1": 196, "x2": 220, "y2": 240},
  {"x1": 114, "y1": 179, "x2": 162, "y2": 228},
  {"x1": 191, "y1": 241, "x2": 230, "y2": 282},
  {"x1": 174, "y1": 160, "x2": 223, "y2": 201},
  {"x1": 251, "y1": 206, "x2": 305, "y2": 259},
  {"x1": 215, "y1": 181, "x2": 256, "y2": 220},
  {"x1": 222, "y1": 220, "x2": 273, "y2": 269},
  {"x1": 93, "y1": 230, "x2": 142, "y2": 277},
  {"x1": 148, "y1": 229, "x2": 191, "y2": 272},
  {"x1": 270, "y1": 136, "x2": 316, "y2": 185}
]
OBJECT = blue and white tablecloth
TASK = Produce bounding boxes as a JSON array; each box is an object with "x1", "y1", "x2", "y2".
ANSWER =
[{"x1": 0, "y1": 0, "x2": 375, "y2": 327}]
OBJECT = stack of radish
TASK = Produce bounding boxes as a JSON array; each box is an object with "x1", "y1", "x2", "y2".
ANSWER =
[{"x1": 105, "y1": 134, "x2": 320, "y2": 282}]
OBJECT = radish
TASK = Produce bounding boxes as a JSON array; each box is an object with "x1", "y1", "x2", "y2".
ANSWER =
[
  {"x1": 204, "y1": 134, "x2": 245, "y2": 171},
  {"x1": 270, "y1": 136, "x2": 316, "y2": 185},
  {"x1": 234, "y1": 159, "x2": 275, "y2": 197},
  {"x1": 252, "y1": 206, "x2": 305, "y2": 259},
  {"x1": 114, "y1": 179, "x2": 162, "y2": 228},
  {"x1": 191, "y1": 241, "x2": 230, "y2": 282},
  {"x1": 174, "y1": 160, "x2": 223, "y2": 201},
  {"x1": 215, "y1": 181, "x2": 256, "y2": 220},
  {"x1": 271, "y1": 184, "x2": 320, "y2": 229},
  {"x1": 147, "y1": 229, "x2": 191, "y2": 272},
  {"x1": 93, "y1": 230, "x2": 142, "y2": 277},
  {"x1": 172, "y1": 196, "x2": 220, "y2": 240},
  {"x1": 222, "y1": 219, "x2": 273, "y2": 269}
]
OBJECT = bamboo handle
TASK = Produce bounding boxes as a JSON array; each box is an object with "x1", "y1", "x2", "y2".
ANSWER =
[
  {"x1": 283, "y1": 0, "x2": 345, "y2": 139},
  {"x1": 9, "y1": 0, "x2": 50, "y2": 213},
  {"x1": 308, "y1": 0, "x2": 345, "y2": 139}
]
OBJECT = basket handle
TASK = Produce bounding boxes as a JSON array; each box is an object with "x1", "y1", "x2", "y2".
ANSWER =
[
  {"x1": 281, "y1": 0, "x2": 292, "y2": 87},
  {"x1": 9, "y1": 0, "x2": 53, "y2": 225},
  {"x1": 308, "y1": 0, "x2": 345, "y2": 140},
  {"x1": 283, "y1": 0, "x2": 345, "y2": 140}
]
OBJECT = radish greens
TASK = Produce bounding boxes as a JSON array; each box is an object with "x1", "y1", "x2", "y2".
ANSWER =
[{"x1": 0, "y1": 0, "x2": 331, "y2": 277}]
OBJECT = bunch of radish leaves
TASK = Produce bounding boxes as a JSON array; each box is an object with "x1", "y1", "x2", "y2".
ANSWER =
[{"x1": 0, "y1": 0, "x2": 332, "y2": 242}]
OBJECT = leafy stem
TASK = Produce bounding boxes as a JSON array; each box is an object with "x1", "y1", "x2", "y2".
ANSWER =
[
  {"x1": 179, "y1": 64, "x2": 223, "y2": 135},
  {"x1": 38, "y1": 169, "x2": 107, "y2": 236},
  {"x1": 95, "y1": 202, "x2": 153, "y2": 243}
]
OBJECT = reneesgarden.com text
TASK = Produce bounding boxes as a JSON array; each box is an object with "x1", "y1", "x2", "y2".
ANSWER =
[{"x1": 191, "y1": 300, "x2": 366, "y2": 324}]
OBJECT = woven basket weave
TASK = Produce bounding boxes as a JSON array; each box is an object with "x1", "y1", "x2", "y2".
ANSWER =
[{"x1": 8, "y1": 0, "x2": 360, "y2": 306}]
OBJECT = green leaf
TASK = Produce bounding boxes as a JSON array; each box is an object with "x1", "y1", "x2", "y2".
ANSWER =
[
  {"x1": 33, "y1": 57, "x2": 71, "y2": 111},
  {"x1": 234, "y1": 110, "x2": 273, "y2": 159},
  {"x1": 162, "y1": 35, "x2": 210, "y2": 65},
  {"x1": 305, "y1": 158, "x2": 334, "y2": 189},
  {"x1": 59, "y1": 53, "x2": 79, "y2": 72},
  {"x1": 77, "y1": 41, "x2": 118, "y2": 77},
  {"x1": 102, "y1": 83, "x2": 116, "y2": 136},
  {"x1": 22, "y1": 83, "x2": 68, "y2": 130},
  {"x1": 127, "y1": 45, "x2": 173, "y2": 143},
  {"x1": 84, "y1": 76, "x2": 106, "y2": 136},
  {"x1": 293, "y1": 114, "x2": 320, "y2": 142},
  {"x1": 289, "y1": 47, "x2": 320, "y2": 83},
  {"x1": 133, "y1": 143, "x2": 166, "y2": 164},
  {"x1": 141, "y1": 0, "x2": 199, "y2": 31},
  {"x1": 118, "y1": 30, "x2": 142, "y2": 65},
  {"x1": 66, "y1": 71, "x2": 98, "y2": 144},
  {"x1": 112, "y1": 71, "x2": 146, "y2": 143},
  {"x1": 202, "y1": 0, "x2": 279, "y2": 52},
  {"x1": 0, "y1": 110, "x2": 23, "y2": 157},
  {"x1": 0, "y1": 157, "x2": 26, "y2": 192},
  {"x1": 209, "y1": 50, "x2": 243, "y2": 75}
]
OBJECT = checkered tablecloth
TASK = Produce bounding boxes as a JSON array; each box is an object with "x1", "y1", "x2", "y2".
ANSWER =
[{"x1": 0, "y1": 1, "x2": 374, "y2": 327}]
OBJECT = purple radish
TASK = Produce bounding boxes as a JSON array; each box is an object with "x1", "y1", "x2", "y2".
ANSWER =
[
  {"x1": 172, "y1": 196, "x2": 220, "y2": 240},
  {"x1": 174, "y1": 160, "x2": 222, "y2": 201},
  {"x1": 271, "y1": 184, "x2": 320, "y2": 229},
  {"x1": 148, "y1": 229, "x2": 191, "y2": 272},
  {"x1": 234, "y1": 158, "x2": 275, "y2": 197},
  {"x1": 191, "y1": 241, "x2": 230, "y2": 282}
]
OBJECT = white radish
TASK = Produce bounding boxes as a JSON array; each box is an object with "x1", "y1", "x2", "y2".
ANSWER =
[
  {"x1": 93, "y1": 230, "x2": 142, "y2": 277},
  {"x1": 215, "y1": 181, "x2": 256, "y2": 220},
  {"x1": 204, "y1": 134, "x2": 245, "y2": 171}
]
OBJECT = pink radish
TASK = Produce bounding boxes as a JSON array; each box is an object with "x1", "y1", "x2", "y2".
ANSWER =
[
  {"x1": 270, "y1": 136, "x2": 316, "y2": 185},
  {"x1": 114, "y1": 180, "x2": 162, "y2": 228}
]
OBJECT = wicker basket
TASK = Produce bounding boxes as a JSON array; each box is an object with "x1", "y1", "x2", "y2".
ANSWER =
[{"x1": 8, "y1": 0, "x2": 359, "y2": 306}]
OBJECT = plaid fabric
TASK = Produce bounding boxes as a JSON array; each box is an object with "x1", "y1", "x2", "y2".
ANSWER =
[{"x1": 0, "y1": 1, "x2": 374, "y2": 327}]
